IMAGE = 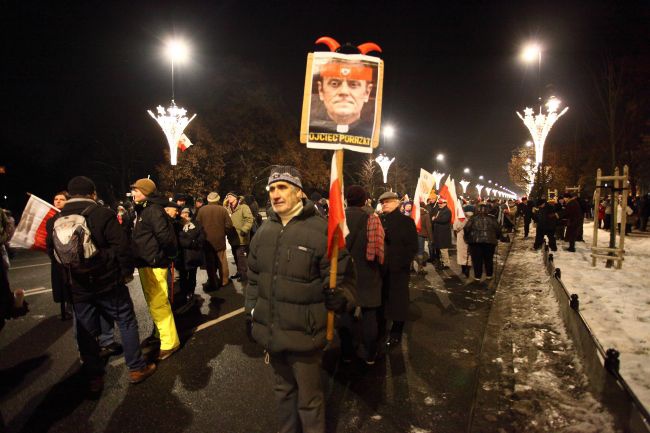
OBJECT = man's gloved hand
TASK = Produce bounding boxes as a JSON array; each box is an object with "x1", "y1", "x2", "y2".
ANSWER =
[{"x1": 323, "y1": 288, "x2": 347, "y2": 313}]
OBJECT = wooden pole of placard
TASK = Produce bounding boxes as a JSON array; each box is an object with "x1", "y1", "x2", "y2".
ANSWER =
[{"x1": 326, "y1": 149, "x2": 344, "y2": 344}]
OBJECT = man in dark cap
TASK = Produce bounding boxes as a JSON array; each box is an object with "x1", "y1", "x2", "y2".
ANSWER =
[
  {"x1": 245, "y1": 165, "x2": 356, "y2": 433},
  {"x1": 378, "y1": 190, "x2": 418, "y2": 348},
  {"x1": 47, "y1": 176, "x2": 156, "y2": 392}
]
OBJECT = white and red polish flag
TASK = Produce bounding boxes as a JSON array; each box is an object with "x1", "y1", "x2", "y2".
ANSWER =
[
  {"x1": 177, "y1": 134, "x2": 193, "y2": 151},
  {"x1": 411, "y1": 169, "x2": 435, "y2": 231},
  {"x1": 327, "y1": 153, "x2": 349, "y2": 259},
  {"x1": 9, "y1": 194, "x2": 59, "y2": 251},
  {"x1": 438, "y1": 176, "x2": 459, "y2": 224}
]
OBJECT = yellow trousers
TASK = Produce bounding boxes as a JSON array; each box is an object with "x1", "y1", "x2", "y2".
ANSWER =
[{"x1": 139, "y1": 267, "x2": 180, "y2": 351}]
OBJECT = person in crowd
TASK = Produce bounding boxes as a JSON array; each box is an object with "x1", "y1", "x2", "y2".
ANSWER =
[
  {"x1": 49, "y1": 191, "x2": 72, "y2": 320},
  {"x1": 425, "y1": 195, "x2": 439, "y2": 264},
  {"x1": 48, "y1": 176, "x2": 156, "y2": 392},
  {"x1": 225, "y1": 192, "x2": 253, "y2": 283},
  {"x1": 521, "y1": 197, "x2": 535, "y2": 238},
  {"x1": 175, "y1": 208, "x2": 205, "y2": 313},
  {"x1": 617, "y1": 196, "x2": 634, "y2": 235},
  {"x1": 378, "y1": 191, "x2": 418, "y2": 348},
  {"x1": 431, "y1": 198, "x2": 452, "y2": 270},
  {"x1": 196, "y1": 192, "x2": 233, "y2": 290},
  {"x1": 245, "y1": 165, "x2": 356, "y2": 433},
  {"x1": 463, "y1": 202, "x2": 501, "y2": 283},
  {"x1": 533, "y1": 199, "x2": 559, "y2": 251},
  {"x1": 415, "y1": 203, "x2": 433, "y2": 274},
  {"x1": 175, "y1": 194, "x2": 188, "y2": 210},
  {"x1": 243, "y1": 195, "x2": 263, "y2": 238},
  {"x1": 194, "y1": 197, "x2": 204, "y2": 215},
  {"x1": 339, "y1": 185, "x2": 384, "y2": 365},
  {"x1": 604, "y1": 196, "x2": 612, "y2": 231},
  {"x1": 163, "y1": 201, "x2": 182, "y2": 306},
  {"x1": 130, "y1": 178, "x2": 180, "y2": 361},
  {"x1": 598, "y1": 200, "x2": 606, "y2": 229},
  {"x1": 641, "y1": 193, "x2": 650, "y2": 231},
  {"x1": 563, "y1": 193, "x2": 581, "y2": 252},
  {"x1": 454, "y1": 204, "x2": 474, "y2": 278},
  {"x1": 310, "y1": 192, "x2": 327, "y2": 217}
]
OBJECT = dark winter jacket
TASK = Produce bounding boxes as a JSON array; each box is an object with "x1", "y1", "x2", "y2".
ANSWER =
[
  {"x1": 464, "y1": 213, "x2": 501, "y2": 245},
  {"x1": 380, "y1": 208, "x2": 418, "y2": 272},
  {"x1": 245, "y1": 200, "x2": 357, "y2": 353},
  {"x1": 46, "y1": 198, "x2": 134, "y2": 303},
  {"x1": 345, "y1": 206, "x2": 382, "y2": 308},
  {"x1": 564, "y1": 198, "x2": 582, "y2": 242},
  {"x1": 431, "y1": 206, "x2": 452, "y2": 249},
  {"x1": 196, "y1": 203, "x2": 232, "y2": 251},
  {"x1": 131, "y1": 195, "x2": 178, "y2": 268},
  {"x1": 536, "y1": 205, "x2": 559, "y2": 231},
  {"x1": 177, "y1": 219, "x2": 206, "y2": 269}
]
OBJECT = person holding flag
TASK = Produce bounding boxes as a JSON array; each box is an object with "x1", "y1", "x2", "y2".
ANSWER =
[{"x1": 245, "y1": 165, "x2": 356, "y2": 433}]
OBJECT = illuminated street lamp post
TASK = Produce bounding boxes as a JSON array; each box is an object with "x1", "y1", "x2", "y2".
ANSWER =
[
  {"x1": 459, "y1": 179, "x2": 470, "y2": 195},
  {"x1": 375, "y1": 154, "x2": 395, "y2": 184},
  {"x1": 432, "y1": 171, "x2": 445, "y2": 191},
  {"x1": 517, "y1": 96, "x2": 569, "y2": 168},
  {"x1": 148, "y1": 38, "x2": 196, "y2": 166},
  {"x1": 476, "y1": 184, "x2": 484, "y2": 198}
]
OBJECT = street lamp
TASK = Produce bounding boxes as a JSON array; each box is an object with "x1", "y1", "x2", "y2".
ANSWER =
[
  {"x1": 517, "y1": 96, "x2": 569, "y2": 167},
  {"x1": 432, "y1": 171, "x2": 445, "y2": 191},
  {"x1": 148, "y1": 37, "x2": 197, "y2": 166},
  {"x1": 476, "y1": 184, "x2": 484, "y2": 198},
  {"x1": 525, "y1": 140, "x2": 533, "y2": 147},
  {"x1": 459, "y1": 179, "x2": 470, "y2": 194},
  {"x1": 463, "y1": 167, "x2": 470, "y2": 174},
  {"x1": 478, "y1": 175, "x2": 484, "y2": 180},
  {"x1": 383, "y1": 125, "x2": 395, "y2": 140},
  {"x1": 375, "y1": 154, "x2": 395, "y2": 184},
  {"x1": 436, "y1": 153, "x2": 445, "y2": 162}
]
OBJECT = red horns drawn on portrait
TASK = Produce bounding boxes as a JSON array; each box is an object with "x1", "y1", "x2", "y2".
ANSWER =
[{"x1": 315, "y1": 36, "x2": 382, "y2": 56}]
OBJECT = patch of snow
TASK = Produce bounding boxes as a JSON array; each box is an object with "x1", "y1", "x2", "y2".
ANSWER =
[{"x1": 552, "y1": 222, "x2": 650, "y2": 411}]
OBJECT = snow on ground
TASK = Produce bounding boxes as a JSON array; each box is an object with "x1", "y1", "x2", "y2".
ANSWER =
[
  {"x1": 491, "y1": 235, "x2": 618, "y2": 432},
  {"x1": 549, "y1": 222, "x2": 650, "y2": 412}
]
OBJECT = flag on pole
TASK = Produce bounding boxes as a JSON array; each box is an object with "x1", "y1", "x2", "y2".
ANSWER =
[
  {"x1": 9, "y1": 194, "x2": 59, "y2": 251},
  {"x1": 327, "y1": 153, "x2": 349, "y2": 259},
  {"x1": 177, "y1": 134, "x2": 193, "y2": 151},
  {"x1": 411, "y1": 169, "x2": 435, "y2": 232},
  {"x1": 456, "y1": 198, "x2": 466, "y2": 222},
  {"x1": 438, "y1": 176, "x2": 459, "y2": 224}
]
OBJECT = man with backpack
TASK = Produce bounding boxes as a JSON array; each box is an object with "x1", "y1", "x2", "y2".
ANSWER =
[
  {"x1": 47, "y1": 176, "x2": 156, "y2": 394},
  {"x1": 130, "y1": 178, "x2": 181, "y2": 361}
]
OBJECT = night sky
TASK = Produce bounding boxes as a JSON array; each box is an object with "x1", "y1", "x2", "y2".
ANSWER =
[{"x1": 2, "y1": 0, "x2": 648, "y2": 208}]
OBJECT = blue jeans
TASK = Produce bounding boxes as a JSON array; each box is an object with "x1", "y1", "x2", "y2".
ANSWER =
[
  {"x1": 73, "y1": 285, "x2": 146, "y2": 374},
  {"x1": 72, "y1": 309, "x2": 115, "y2": 348}
]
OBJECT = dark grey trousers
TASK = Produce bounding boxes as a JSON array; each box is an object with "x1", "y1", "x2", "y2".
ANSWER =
[{"x1": 270, "y1": 350, "x2": 325, "y2": 433}]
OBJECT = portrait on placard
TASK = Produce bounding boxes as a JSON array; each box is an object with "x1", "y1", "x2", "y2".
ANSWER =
[{"x1": 300, "y1": 52, "x2": 383, "y2": 153}]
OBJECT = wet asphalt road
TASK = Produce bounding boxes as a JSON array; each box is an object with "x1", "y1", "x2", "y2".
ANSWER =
[{"x1": 1, "y1": 243, "x2": 509, "y2": 433}]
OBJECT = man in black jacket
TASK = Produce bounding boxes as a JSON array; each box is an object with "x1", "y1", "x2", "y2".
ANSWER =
[
  {"x1": 131, "y1": 178, "x2": 180, "y2": 361},
  {"x1": 533, "y1": 199, "x2": 559, "y2": 251},
  {"x1": 378, "y1": 191, "x2": 418, "y2": 348},
  {"x1": 47, "y1": 176, "x2": 155, "y2": 392},
  {"x1": 464, "y1": 203, "x2": 501, "y2": 282},
  {"x1": 245, "y1": 165, "x2": 356, "y2": 433}
]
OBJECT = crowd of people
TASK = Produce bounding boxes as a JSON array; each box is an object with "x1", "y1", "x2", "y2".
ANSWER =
[{"x1": 2, "y1": 169, "x2": 650, "y2": 433}]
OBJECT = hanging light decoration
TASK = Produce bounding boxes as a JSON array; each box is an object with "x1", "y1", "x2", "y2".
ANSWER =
[
  {"x1": 517, "y1": 96, "x2": 569, "y2": 167},
  {"x1": 459, "y1": 179, "x2": 470, "y2": 194},
  {"x1": 148, "y1": 103, "x2": 197, "y2": 166},
  {"x1": 375, "y1": 154, "x2": 395, "y2": 184}
]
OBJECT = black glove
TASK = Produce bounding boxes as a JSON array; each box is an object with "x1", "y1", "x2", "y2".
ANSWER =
[{"x1": 323, "y1": 288, "x2": 347, "y2": 313}]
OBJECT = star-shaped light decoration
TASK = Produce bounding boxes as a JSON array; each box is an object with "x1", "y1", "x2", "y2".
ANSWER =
[
  {"x1": 148, "y1": 102, "x2": 197, "y2": 166},
  {"x1": 459, "y1": 179, "x2": 470, "y2": 194},
  {"x1": 432, "y1": 171, "x2": 445, "y2": 191},
  {"x1": 516, "y1": 96, "x2": 568, "y2": 167},
  {"x1": 375, "y1": 154, "x2": 396, "y2": 184}
]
